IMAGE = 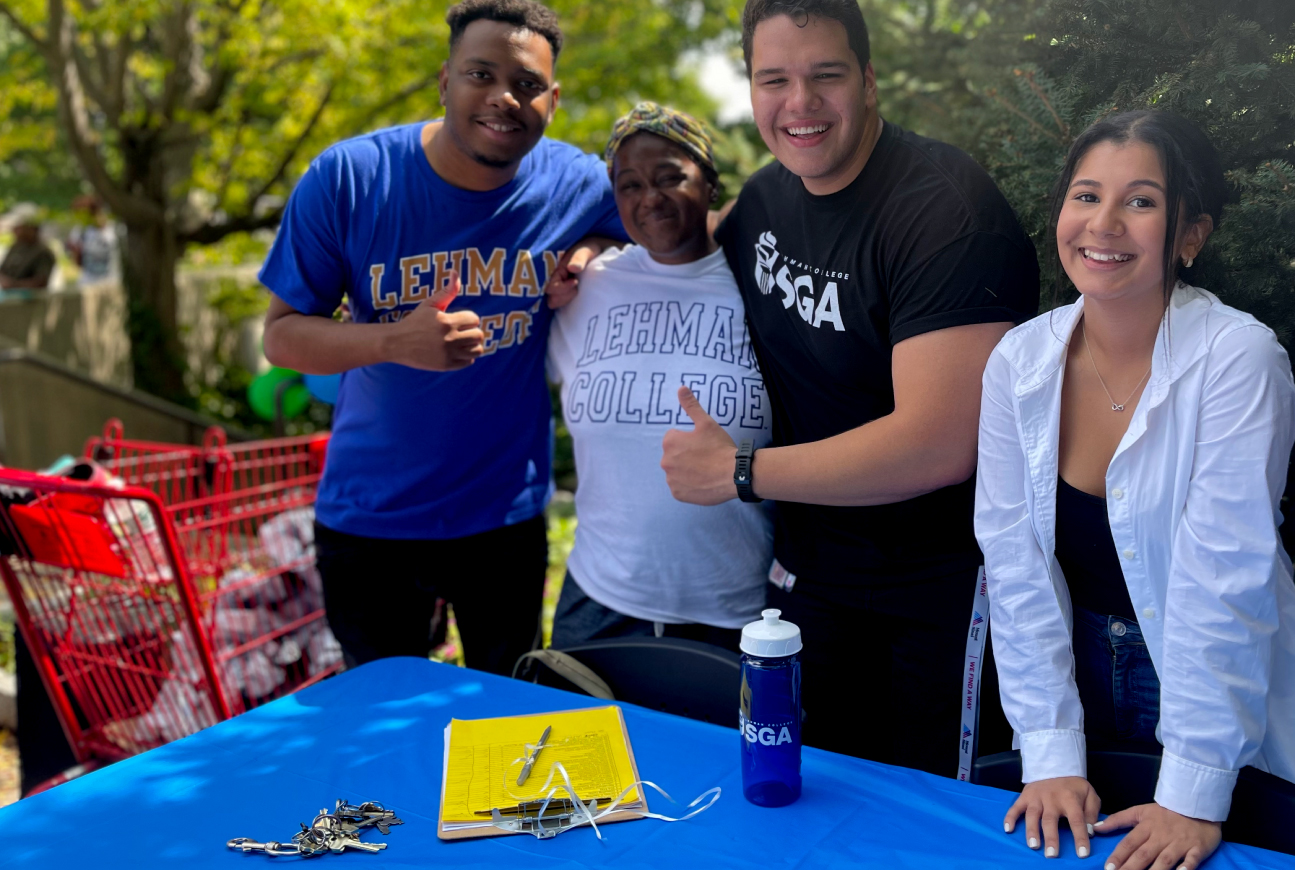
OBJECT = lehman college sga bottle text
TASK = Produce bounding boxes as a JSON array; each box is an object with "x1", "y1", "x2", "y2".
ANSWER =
[{"x1": 739, "y1": 608, "x2": 802, "y2": 807}]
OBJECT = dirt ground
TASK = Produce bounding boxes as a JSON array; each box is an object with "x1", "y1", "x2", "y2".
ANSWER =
[{"x1": 0, "y1": 731, "x2": 19, "y2": 808}]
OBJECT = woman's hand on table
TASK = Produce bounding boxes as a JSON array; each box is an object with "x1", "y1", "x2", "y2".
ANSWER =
[
  {"x1": 1093, "y1": 802, "x2": 1222, "y2": 870},
  {"x1": 1005, "y1": 776, "x2": 1101, "y2": 858}
]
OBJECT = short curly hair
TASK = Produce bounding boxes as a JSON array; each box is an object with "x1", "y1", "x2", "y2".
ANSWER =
[
  {"x1": 741, "y1": 0, "x2": 870, "y2": 77},
  {"x1": 447, "y1": 0, "x2": 563, "y2": 63}
]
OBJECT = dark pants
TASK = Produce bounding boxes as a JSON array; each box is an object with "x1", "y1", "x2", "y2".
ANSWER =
[
  {"x1": 767, "y1": 566, "x2": 1001, "y2": 778},
  {"x1": 16, "y1": 629, "x2": 78, "y2": 795},
  {"x1": 314, "y1": 516, "x2": 547, "y2": 676},
  {"x1": 1072, "y1": 606, "x2": 1162, "y2": 751},
  {"x1": 550, "y1": 570, "x2": 744, "y2": 653}
]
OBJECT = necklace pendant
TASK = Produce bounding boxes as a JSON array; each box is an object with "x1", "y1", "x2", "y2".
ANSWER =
[{"x1": 1112, "y1": 402, "x2": 1125, "y2": 412}]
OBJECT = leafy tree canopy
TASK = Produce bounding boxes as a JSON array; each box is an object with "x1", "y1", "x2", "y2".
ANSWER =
[{"x1": 0, "y1": 0, "x2": 733, "y2": 399}]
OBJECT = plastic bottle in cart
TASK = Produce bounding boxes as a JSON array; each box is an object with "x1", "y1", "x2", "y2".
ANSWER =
[{"x1": 739, "y1": 608, "x2": 802, "y2": 807}]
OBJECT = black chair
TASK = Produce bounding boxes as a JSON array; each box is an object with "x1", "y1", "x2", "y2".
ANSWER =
[
  {"x1": 971, "y1": 749, "x2": 1295, "y2": 856},
  {"x1": 514, "y1": 637, "x2": 742, "y2": 726}
]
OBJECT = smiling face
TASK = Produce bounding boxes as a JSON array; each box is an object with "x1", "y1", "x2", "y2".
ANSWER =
[
  {"x1": 749, "y1": 14, "x2": 878, "y2": 195},
  {"x1": 438, "y1": 19, "x2": 558, "y2": 171},
  {"x1": 613, "y1": 133, "x2": 715, "y2": 265},
  {"x1": 1057, "y1": 140, "x2": 1187, "y2": 305}
]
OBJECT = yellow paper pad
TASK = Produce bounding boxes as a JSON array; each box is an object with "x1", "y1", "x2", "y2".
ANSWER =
[{"x1": 441, "y1": 706, "x2": 641, "y2": 824}]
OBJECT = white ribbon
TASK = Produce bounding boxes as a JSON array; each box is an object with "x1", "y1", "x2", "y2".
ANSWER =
[{"x1": 498, "y1": 756, "x2": 721, "y2": 840}]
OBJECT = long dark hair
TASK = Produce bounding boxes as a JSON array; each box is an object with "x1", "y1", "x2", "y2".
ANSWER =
[{"x1": 1049, "y1": 110, "x2": 1229, "y2": 308}]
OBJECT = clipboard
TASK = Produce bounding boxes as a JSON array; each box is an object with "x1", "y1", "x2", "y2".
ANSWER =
[{"x1": 438, "y1": 705, "x2": 649, "y2": 840}]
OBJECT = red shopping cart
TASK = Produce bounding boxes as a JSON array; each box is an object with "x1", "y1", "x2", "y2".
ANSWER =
[{"x1": 0, "y1": 420, "x2": 342, "y2": 792}]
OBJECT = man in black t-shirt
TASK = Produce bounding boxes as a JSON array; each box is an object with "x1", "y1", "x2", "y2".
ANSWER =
[{"x1": 661, "y1": 0, "x2": 1038, "y2": 776}]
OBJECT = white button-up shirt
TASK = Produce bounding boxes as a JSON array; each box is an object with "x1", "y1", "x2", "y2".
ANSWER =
[{"x1": 975, "y1": 284, "x2": 1295, "y2": 821}]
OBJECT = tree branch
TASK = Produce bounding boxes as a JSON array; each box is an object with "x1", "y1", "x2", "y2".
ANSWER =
[
  {"x1": 0, "y1": 1, "x2": 45, "y2": 48},
  {"x1": 213, "y1": 113, "x2": 250, "y2": 213},
  {"x1": 190, "y1": 62, "x2": 232, "y2": 114},
  {"x1": 45, "y1": 0, "x2": 163, "y2": 225},
  {"x1": 264, "y1": 48, "x2": 327, "y2": 74},
  {"x1": 71, "y1": 42, "x2": 113, "y2": 117},
  {"x1": 158, "y1": 6, "x2": 195, "y2": 121},
  {"x1": 179, "y1": 206, "x2": 285, "y2": 246},
  {"x1": 1018, "y1": 69, "x2": 1070, "y2": 140},
  {"x1": 352, "y1": 74, "x2": 438, "y2": 132},
  {"x1": 108, "y1": 29, "x2": 130, "y2": 118},
  {"x1": 986, "y1": 87, "x2": 1064, "y2": 144},
  {"x1": 245, "y1": 81, "x2": 335, "y2": 207}
]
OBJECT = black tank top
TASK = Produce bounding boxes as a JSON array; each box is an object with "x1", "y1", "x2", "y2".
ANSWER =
[{"x1": 1054, "y1": 477, "x2": 1136, "y2": 619}]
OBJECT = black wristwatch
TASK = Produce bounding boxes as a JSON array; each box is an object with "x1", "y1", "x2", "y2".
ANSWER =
[{"x1": 734, "y1": 439, "x2": 763, "y2": 503}]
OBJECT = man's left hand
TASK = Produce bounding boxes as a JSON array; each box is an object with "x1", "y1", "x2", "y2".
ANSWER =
[
  {"x1": 544, "y1": 238, "x2": 605, "y2": 309},
  {"x1": 661, "y1": 386, "x2": 740, "y2": 505},
  {"x1": 1094, "y1": 802, "x2": 1222, "y2": 870}
]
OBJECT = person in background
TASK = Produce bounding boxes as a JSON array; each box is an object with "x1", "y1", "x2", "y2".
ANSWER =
[
  {"x1": 976, "y1": 109, "x2": 1295, "y2": 869},
  {"x1": 67, "y1": 195, "x2": 119, "y2": 284},
  {"x1": 547, "y1": 103, "x2": 772, "y2": 652},
  {"x1": 655, "y1": 0, "x2": 1039, "y2": 776},
  {"x1": 0, "y1": 206, "x2": 55, "y2": 291},
  {"x1": 259, "y1": 0, "x2": 623, "y2": 676}
]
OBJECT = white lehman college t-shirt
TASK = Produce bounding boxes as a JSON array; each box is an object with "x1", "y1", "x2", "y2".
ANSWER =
[{"x1": 548, "y1": 244, "x2": 773, "y2": 628}]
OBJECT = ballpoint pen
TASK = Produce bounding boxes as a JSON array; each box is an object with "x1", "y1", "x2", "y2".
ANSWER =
[{"x1": 516, "y1": 725, "x2": 551, "y2": 786}]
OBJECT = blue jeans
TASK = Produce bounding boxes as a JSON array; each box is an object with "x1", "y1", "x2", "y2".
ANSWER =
[{"x1": 1072, "y1": 606, "x2": 1162, "y2": 751}]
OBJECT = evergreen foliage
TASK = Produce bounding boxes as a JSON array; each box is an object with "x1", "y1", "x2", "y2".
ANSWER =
[{"x1": 960, "y1": 0, "x2": 1295, "y2": 344}]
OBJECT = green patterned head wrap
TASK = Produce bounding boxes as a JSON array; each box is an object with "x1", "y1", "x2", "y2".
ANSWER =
[{"x1": 604, "y1": 102, "x2": 717, "y2": 182}]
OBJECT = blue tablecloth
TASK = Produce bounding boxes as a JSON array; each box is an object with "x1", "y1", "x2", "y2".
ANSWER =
[{"x1": 3, "y1": 657, "x2": 1292, "y2": 869}]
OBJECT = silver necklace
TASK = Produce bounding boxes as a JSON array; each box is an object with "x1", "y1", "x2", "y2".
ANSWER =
[{"x1": 1082, "y1": 322, "x2": 1151, "y2": 412}]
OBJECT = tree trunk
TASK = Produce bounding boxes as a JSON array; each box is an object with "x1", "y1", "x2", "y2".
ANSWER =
[{"x1": 121, "y1": 220, "x2": 188, "y2": 404}]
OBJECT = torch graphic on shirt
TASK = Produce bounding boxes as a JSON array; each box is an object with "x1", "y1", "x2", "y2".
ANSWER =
[{"x1": 754, "y1": 231, "x2": 779, "y2": 295}]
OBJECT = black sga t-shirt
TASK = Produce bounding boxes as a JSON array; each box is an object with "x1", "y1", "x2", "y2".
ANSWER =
[{"x1": 717, "y1": 121, "x2": 1039, "y2": 596}]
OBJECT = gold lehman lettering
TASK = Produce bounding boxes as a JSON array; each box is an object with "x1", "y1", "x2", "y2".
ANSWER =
[
  {"x1": 498, "y1": 310, "x2": 532, "y2": 349},
  {"x1": 399, "y1": 254, "x2": 432, "y2": 305},
  {"x1": 466, "y1": 247, "x2": 508, "y2": 296},
  {"x1": 372, "y1": 249, "x2": 559, "y2": 302},
  {"x1": 365, "y1": 251, "x2": 553, "y2": 351},
  {"x1": 369, "y1": 263, "x2": 395, "y2": 309},
  {"x1": 508, "y1": 250, "x2": 542, "y2": 297},
  {"x1": 432, "y1": 250, "x2": 465, "y2": 298},
  {"x1": 480, "y1": 313, "x2": 506, "y2": 355}
]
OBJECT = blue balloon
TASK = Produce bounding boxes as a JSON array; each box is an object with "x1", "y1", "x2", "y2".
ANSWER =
[{"x1": 302, "y1": 373, "x2": 341, "y2": 404}]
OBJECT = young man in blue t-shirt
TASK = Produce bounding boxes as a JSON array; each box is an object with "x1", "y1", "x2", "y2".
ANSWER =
[{"x1": 259, "y1": 0, "x2": 623, "y2": 675}]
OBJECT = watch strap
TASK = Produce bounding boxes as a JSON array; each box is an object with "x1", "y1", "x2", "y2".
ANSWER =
[{"x1": 734, "y1": 439, "x2": 762, "y2": 503}]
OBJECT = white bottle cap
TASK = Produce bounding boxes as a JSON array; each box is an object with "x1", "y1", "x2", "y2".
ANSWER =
[{"x1": 740, "y1": 609, "x2": 802, "y2": 657}]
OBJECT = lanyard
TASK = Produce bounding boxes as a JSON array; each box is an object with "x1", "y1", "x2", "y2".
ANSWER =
[{"x1": 957, "y1": 567, "x2": 989, "y2": 781}]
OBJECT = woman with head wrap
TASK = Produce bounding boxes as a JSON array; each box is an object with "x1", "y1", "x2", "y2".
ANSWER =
[{"x1": 546, "y1": 103, "x2": 772, "y2": 650}]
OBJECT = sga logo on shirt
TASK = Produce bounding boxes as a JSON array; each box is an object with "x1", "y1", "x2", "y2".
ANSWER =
[{"x1": 752, "y1": 231, "x2": 846, "y2": 332}]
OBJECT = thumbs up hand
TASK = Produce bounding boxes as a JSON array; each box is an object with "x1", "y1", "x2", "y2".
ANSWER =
[
  {"x1": 385, "y1": 271, "x2": 484, "y2": 371},
  {"x1": 661, "y1": 386, "x2": 740, "y2": 505}
]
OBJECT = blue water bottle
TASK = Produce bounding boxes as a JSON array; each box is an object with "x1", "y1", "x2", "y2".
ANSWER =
[{"x1": 739, "y1": 608, "x2": 802, "y2": 807}]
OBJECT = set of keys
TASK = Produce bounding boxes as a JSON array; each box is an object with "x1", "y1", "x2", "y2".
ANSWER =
[{"x1": 227, "y1": 799, "x2": 404, "y2": 857}]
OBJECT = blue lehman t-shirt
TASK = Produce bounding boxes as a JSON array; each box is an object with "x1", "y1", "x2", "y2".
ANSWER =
[{"x1": 260, "y1": 122, "x2": 624, "y2": 539}]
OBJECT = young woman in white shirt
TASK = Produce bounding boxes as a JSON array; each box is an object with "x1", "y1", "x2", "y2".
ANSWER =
[{"x1": 975, "y1": 109, "x2": 1295, "y2": 870}]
